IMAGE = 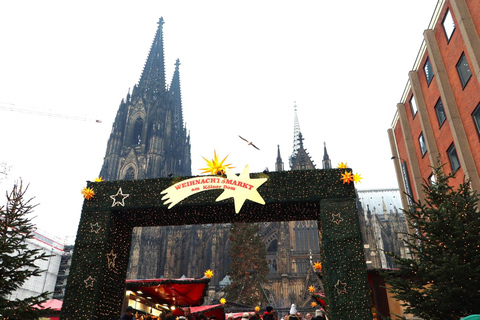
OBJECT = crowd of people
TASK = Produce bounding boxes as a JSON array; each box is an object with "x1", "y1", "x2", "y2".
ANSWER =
[
  {"x1": 120, "y1": 304, "x2": 327, "y2": 320},
  {"x1": 227, "y1": 304, "x2": 327, "y2": 320}
]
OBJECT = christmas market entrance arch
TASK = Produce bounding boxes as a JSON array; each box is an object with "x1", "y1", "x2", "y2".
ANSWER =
[{"x1": 61, "y1": 169, "x2": 372, "y2": 320}]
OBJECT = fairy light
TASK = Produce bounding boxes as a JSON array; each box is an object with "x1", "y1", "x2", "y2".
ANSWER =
[{"x1": 61, "y1": 169, "x2": 372, "y2": 319}]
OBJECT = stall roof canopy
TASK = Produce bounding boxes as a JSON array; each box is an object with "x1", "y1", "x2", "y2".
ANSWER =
[
  {"x1": 125, "y1": 277, "x2": 210, "y2": 306},
  {"x1": 312, "y1": 292, "x2": 326, "y2": 307},
  {"x1": 34, "y1": 299, "x2": 63, "y2": 311}
]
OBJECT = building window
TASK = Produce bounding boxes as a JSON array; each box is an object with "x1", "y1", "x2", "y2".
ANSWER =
[
  {"x1": 442, "y1": 9, "x2": 455, "y2": 41},
  {"x1": 456, "y1": 53, "x2": 472, "y2": 88},
  {"x1": 124, "y1": 166, "x2": 135, "y2": 180},
  {"x1": 419, "y1": 132, "x2": 427, "y2": 156},
  {"x1": 472, "y1": 103, "x2": 480, "y2": 139},
  {"x1": 424, "y1": 58, "x2": 434, "y2": 85},
  {"x1": 447, "y1": 143, "x2": 460, "y2": 173},
  {"x1": 434, "y1": 98, "x2": 447, "y2": 127},
  {"x1": 410, "y1": 95, "x2": 418, "y2": 118},
  {"x1": 132, "y1": 118, "x2": 144, "y2": 145}
]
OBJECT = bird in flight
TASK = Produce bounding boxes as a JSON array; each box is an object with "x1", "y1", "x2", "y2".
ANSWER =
[{"x1": 239, "y1": 135, "x2": 260, "y2": 150}]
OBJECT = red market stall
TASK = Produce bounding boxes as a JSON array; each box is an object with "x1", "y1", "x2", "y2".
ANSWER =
[
  {"x1": 34, "y1": 299, "x2": 63, "y2": 320},
  {"x1": 126, "y1": 277, "x2": 210, "y2": 306}
]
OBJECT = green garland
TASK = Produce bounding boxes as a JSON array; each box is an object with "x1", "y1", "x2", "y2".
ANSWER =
[{"x1": 61, "y1": 169, "x2": 372, "y2": 320}]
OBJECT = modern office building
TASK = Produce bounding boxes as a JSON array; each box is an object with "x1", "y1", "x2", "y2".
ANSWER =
[
  {"x1": 389, "y1": 0, "x2": 480, "y2": 209},
  {"x1": 7, "y1": 230, "x2": 64, "y2": 301}
]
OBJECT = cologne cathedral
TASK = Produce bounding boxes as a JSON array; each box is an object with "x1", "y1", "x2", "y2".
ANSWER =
[{"x1": 100, "y1": 18, "x2": 408, "y2": 308}]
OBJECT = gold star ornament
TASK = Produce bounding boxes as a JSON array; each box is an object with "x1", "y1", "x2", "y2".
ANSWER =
[
  {"x1": 311, "y1": 302, "x2": 317, "y2": 308},
  {"x1": 220, "y1": 298, "x2": 226, "y2": 305},
  {"x1": 308, "y1": 285, "x2": 315, "y2": 293},
  {"x1": 353, "y1": 173, "x2": 363, "y2": 183},
  {"x1": 313, "y1": 261, "x2": 322, "y2": 271},
  {"x1": 81, "y1": 187, "x2": 95, "y2": 200},
  {"x1": 337, "y1": 162, "x2": 348, "y2": 169},
  {"x1": 200, "y1": 150, "x2": 234, "y2": 175},
  {"x1": 204, "y1": 269, "x2": 214, "y2": 278},
  {"x1": 341, "y1": 170, "x2": 354, "y2": 184}
]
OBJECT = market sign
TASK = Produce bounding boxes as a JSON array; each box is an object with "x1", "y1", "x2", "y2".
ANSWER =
[{"x1": 161, "y1": 165, "x2": 267, "y2": 213}]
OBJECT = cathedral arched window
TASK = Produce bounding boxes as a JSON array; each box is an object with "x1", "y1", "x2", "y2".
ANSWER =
[
  {"x1": 145, "y1": 121, "x2": 154, "y2": 151},
  {"x1": 132, "y1": 118, "x2": 144, "y2": 145},
  {"x1": 124, "y1": 167, "x2": 135, "y2": 180},
  {"x1": 267, "y1": 239, "x2": 277, "y2": 253}
]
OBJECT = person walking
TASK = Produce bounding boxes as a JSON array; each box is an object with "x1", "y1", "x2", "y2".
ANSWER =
[
  {"x1": 120, "y1": 306, "x2": 135, "y2": 320},
  {"x1": 263, "y1": 306, "x2": 275, "y2": 320},
  {"x1": 288, "y1": 305, "x2": 300, "y2": 320}
]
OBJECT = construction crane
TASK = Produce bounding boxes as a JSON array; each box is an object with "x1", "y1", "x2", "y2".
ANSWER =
[{"x1": 0, "y1": 102, "x2": 102, "y2": 123}]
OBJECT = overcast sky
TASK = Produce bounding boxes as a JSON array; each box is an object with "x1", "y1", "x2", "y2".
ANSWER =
[{"x1": 0, "y1": 1, "x2": 437, "y2": 242}]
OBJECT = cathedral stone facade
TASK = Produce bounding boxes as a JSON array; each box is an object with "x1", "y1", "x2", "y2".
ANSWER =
[{"x1": 100, "y1": 19, "x2": 408, "y2": 309}]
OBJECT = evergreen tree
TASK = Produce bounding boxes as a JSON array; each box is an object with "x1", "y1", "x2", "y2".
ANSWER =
[
  {"x1": 385, "y1": 164, "x2": 480, "y2": 320},
  {"x1": 225, "y1": 222, "x2": 270, "y2": 307},
  {"x1": 0, "y1": 182, "x2": 52, "y2": 319}
]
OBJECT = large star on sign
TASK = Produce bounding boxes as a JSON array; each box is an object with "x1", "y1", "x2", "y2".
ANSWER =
[{"x1": 215, "y1": 165, "x2": 267, "y2": 213}]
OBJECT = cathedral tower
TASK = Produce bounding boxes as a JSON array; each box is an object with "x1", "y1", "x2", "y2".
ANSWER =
[
  {"x1": 100, "y1": 17, "x2": 191, "y2": 181},
  {"x1": 99, "y1": 18, "x2": 197, "y2": 281}
]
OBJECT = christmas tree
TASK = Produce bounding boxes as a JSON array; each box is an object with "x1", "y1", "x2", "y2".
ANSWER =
[
  {"x1": 385, "y1": 164, "x2": 480, "y2": 320},
  {"x1": 0, "y1": 182, "x2": 52, "y2": 319},
  {"x1": 225, "y1": 222, "x2": 270, "y2": 307}
]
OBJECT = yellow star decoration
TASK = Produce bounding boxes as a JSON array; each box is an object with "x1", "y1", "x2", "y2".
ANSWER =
[
  {"x1": 200, "y1": 150, "x2": 234, "y2": 175},
  {"x1": 216, "y1": 165, "x2": 267, "y2": 213},
  {"x1": 313, "y1": 261, "x2": 322, "y2": 271},
  {"x1": 204, "y1": 269, "x2": 214, "y2": 279},
  {"x1": 94, "y1": 177, "x2": 104, "y2": 182},
  {"x1": 337, "y1": 162, "x2": 348, "y2": 169},
  {"x1": 311, "y1": 302, "x2": 317, "y2": 308},
  {"x1": 220, "y1": 298, "x2": 226, "y2": 305},
  {"x1": 255, "y1": 306, "x2": 260, "y2": 312},
  {"x1": 353, "y1": 173, "x2": 363, "y2": 183},
  {"x1": 308, "y1": 285, "x2": 315, "y2": 293},
  {"x1": 341, "y1": 170, "x2": 354, "y2": 184},
  {"x1": 81, "y1": 187, "x2": 95, "y2": 200}
]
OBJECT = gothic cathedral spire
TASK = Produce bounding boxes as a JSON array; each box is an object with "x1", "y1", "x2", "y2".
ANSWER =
[
  {"x1": 289, "y1": 103, "x2": 315, "y2": 170},
  {"x1": 275, "y1": 145, "x2": 284, "y2": 171},
  {"x1": 137, "y1": 17, "x2": 166, "y2": 96},
  {"x1": 322, "y1": 142, "x2": 332, "y2": 169},
  {"x1": 99, "y1": 17, "x2": 191, "y2": 181}
]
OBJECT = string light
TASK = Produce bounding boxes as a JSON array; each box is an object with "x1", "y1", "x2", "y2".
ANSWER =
[{"x1": 61, "y1": 169, "x2": 372, "y2": 319}]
